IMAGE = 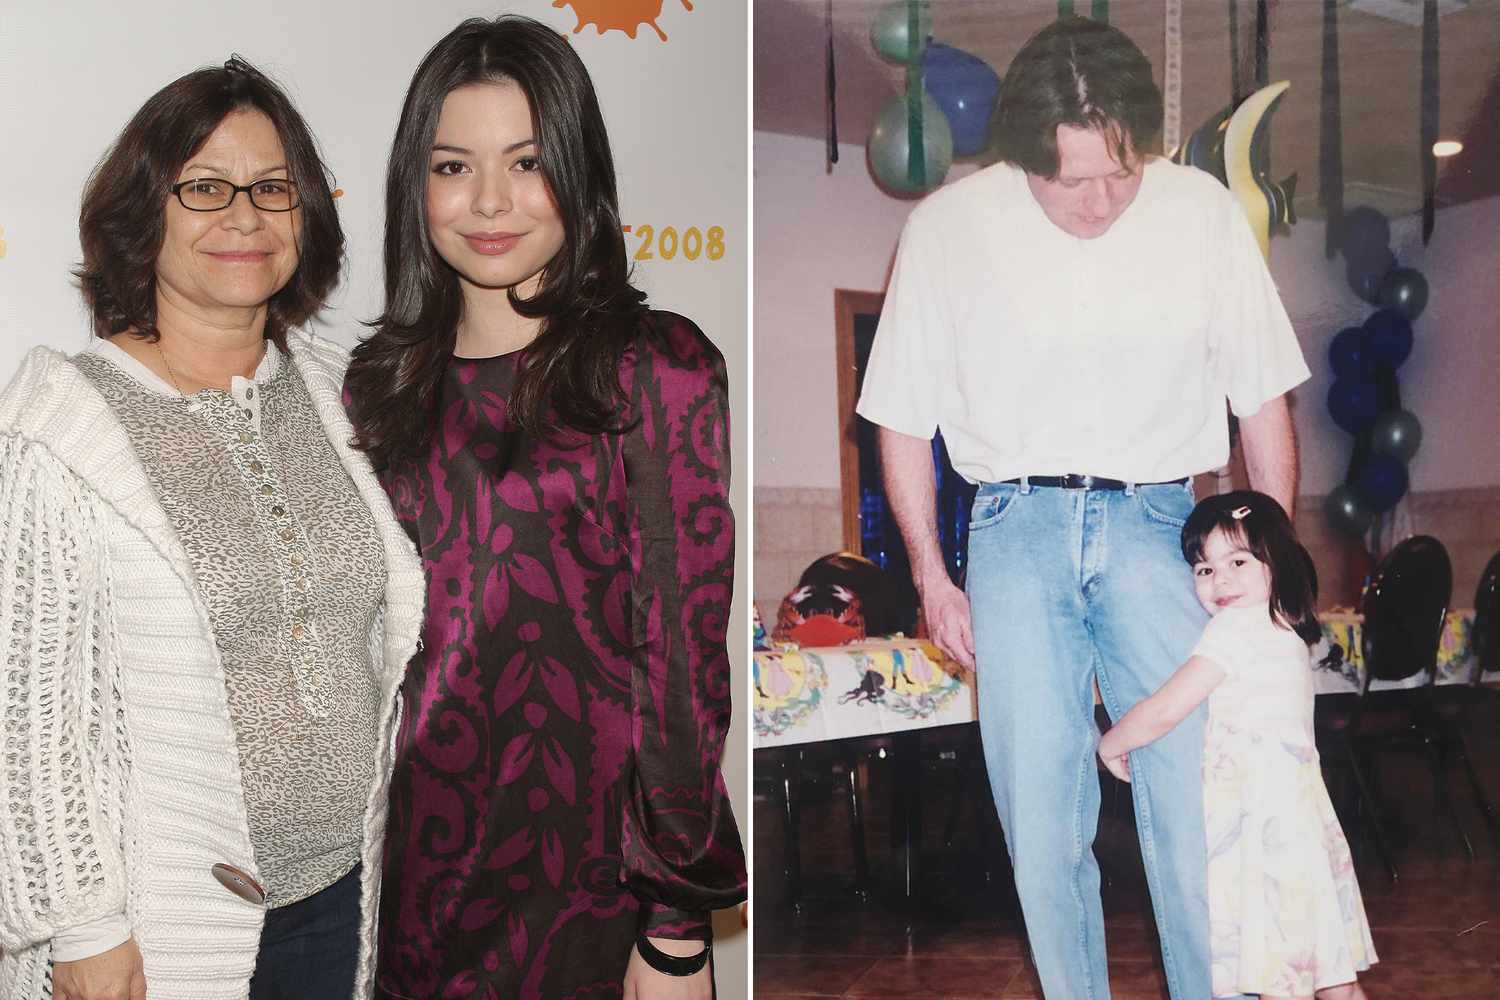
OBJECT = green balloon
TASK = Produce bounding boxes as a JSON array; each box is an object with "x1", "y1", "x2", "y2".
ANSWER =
[
  {"x1": 1370, "y1": 409, "x2": 1423, "y2": 463},
  {"x1": 871, "y1": 1, "x2": 932, "y2": 63},
  {"x1": 867, "y1": 94, "x2": 953, "y2": 195},
  {"x1": 1325, "y1": 483, "x2": 1375, "y2": 536}
]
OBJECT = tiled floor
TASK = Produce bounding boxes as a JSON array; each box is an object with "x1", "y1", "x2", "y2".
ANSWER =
[{"x1": 753, "y1": 711, "x2": 1500, "y2": 998}]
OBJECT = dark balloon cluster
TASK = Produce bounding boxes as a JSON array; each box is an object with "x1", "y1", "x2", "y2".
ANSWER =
[{"x1": 1324, "y1": 206, "x2": 1429, "y2": 536}]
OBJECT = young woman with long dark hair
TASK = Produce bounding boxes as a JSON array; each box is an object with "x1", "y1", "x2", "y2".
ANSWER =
[{"x1": 344, "y1": 15, "x2": 745, "y2": 1000}]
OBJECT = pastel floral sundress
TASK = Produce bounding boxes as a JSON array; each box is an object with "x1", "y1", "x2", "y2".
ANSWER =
[{"x1": 1194, "y1": 604, "x2": 1377, "y2": 997}]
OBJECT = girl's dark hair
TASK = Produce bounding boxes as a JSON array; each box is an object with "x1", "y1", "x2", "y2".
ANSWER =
[
  {"x1": 1182, "y1": 490, "x2": 1322, "y2": 646},
  {"x1": 993, "y1": 16, "x2": 1162, "y2": 179},
  {"x1": 75, "y1": 57, "x2": 344, "y2": 352},
  {"x1": 346, "y1": 15, "x2": 647, "y2": 468}
]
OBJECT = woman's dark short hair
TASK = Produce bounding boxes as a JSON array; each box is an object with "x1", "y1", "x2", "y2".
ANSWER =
[
  {"x1": 993, "y1": 16, "x2": 1162, "y2": 179},
  {"x1": 1182, "y1": 490, "x2": 1323, "y2": 646},
  {"x1": 346, "y1": 14, "x2": 646, "y2": 467},
  {"x1": 76, "y1": 57, "x2": 344, "y2": 351}
]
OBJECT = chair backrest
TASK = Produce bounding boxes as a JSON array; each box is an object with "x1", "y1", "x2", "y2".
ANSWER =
[
  {"x1": 1472, "y1": 549, "x2": 1500, "y2": 680},
  {"x1": 1360, "y1": 535, "x2": 1452, "y2": 685}
]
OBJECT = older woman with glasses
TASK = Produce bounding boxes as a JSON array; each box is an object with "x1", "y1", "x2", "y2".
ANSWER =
[{"x1": 0, "y1": 58, "x2": 422, "y2": 1000}]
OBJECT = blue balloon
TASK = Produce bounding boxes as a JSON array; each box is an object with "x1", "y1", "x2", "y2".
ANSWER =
[
  {"x1": 1328, "y1": 326, "x2": 1375, "y2": 379},
  {"x1": 1352, "y1": 454, "x2": 1409, "y2": 513},
  {"x1": 1346, "y1": 248, "x2": 1396, "y2": 305},
  {"x1": 1364, "y1": 308, "x2": 1413, "y2": 368},
  {"x1": 1341, "y1": 206, "x2": 1391, "y2": 263},
  {"x1": 922, "y1": 43, "x2": 1001, "y2": 158},
  {"x1": 1327, "y1": 378, "x2": 1383, "y2": 434}
]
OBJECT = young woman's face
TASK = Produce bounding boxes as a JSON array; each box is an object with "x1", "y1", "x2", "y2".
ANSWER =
[
  {"x1": 425, "y1": 81, "x2": 565, "y2": 296},
  {"x1": 1191, "y1": 527, "x2": 1273, "y2": 616}
]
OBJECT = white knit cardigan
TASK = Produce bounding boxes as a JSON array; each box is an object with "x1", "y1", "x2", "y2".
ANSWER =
[{"x1": 0, "y1": 330, "x2": 424, "y2": 1000}]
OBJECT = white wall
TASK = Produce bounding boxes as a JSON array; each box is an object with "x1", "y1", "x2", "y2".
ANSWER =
[
  {"x1": 753, "y1": 132, "x2": 931, "y2": 490},
  {"x1": 753, "y1": 129, "x2": 1500, "y2": 498},
  {"x1": 0, "y1": 3, "x2": 747, "y2": 993}
]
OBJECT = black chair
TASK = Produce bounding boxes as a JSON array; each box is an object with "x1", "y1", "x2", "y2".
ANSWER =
[
  {"x1": 1317, "y1": 535, "x2": 1454, "y2": 880},
  {"x1": 1425, "y1": 549, "x2": 1500, "y2": 850},
  {"x1": 1471, "y1": 549, "x2": 1500, "y2": 687},
  {"x1": 763, "y1": 744, "x2": 870, "y2": 908}
]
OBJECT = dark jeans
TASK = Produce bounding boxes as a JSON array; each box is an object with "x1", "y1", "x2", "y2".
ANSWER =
[{"x1": 249, "y1": 864, "x2": 361, "y2": 1000}]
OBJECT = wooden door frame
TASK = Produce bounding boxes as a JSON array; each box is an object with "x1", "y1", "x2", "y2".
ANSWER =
[{"x1": 834, "y1": 288, "x2": 886, "y2": 553}]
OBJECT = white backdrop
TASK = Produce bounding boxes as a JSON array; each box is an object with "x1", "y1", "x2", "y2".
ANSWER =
[{"x1": 0, "y1": 1, "x2": 749, "y2": 993}]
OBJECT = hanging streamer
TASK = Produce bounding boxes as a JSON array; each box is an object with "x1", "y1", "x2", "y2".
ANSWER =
[
  {"x1": 1421, "y1": 0, "x2": 1438, "y2": 243},
  {"x1": 906, "y1": 0, "x2": 926, "y2": 189},
  {"x1": 1058, "y1": 1, "x2": 1074, "y2": 17},
  {"x1": 1163, "y1": 0, "x2": 1183, "y2": 155},
  {"x1": 1255, "y1": 0, "x2": 1269, "y2": 88},
  {"x1": 1254, "y1": 0, "x2": 1270, "y2": 177},
  {"x1": 1320, "y1": 0, "x2": 1343, "y2": 258},
  {"x1": 826, "y1": 0, "x2": 838, "y2": 167},
  {"x1": 1229, "y1": 0, "x2": 1242, "y2": 106},
  {"x1": 1092, "y1": 0, "x2": 1109, "y2": 22}
]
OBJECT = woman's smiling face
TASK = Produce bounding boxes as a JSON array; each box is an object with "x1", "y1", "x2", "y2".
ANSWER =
[{"x1": 424, "y1": 81, "x2": 566, "y2": 297}]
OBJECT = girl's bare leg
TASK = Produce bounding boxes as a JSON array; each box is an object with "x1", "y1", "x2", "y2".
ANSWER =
[{"x1": 1315, "y1": 982, "x2": 1368, "y2": 1000}]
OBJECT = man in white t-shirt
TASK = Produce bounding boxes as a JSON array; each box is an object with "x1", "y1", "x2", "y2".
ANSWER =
[{"x1": 856, "y1": 17, "x2": 1308, "y2": 1000}]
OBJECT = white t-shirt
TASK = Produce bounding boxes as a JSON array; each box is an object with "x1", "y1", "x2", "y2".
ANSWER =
[
  {"x1": 856, "y1": 158, "x2": 1310, "y2": 484},
  {"x1": 1192, "y1": 603, "x2": 1316, "y2": 746}
]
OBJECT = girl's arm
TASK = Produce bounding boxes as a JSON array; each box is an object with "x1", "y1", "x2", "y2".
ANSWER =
[{"x1": 1097, "y1": 655, "x2": 1227, "y2": 769}]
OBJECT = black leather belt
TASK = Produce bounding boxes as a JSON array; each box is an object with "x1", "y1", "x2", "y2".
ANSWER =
[{"x1": 1002, "y1": 475, "x2": 1190, "y2": 491}]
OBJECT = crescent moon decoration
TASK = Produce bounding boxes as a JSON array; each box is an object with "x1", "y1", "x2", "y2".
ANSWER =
[
  {"x1": 1169, "y1": 103, "x2": 1232, "y2": 183},
  {"x1": 1224, "y1": 79, "x2": 1291, "y2": 262}
]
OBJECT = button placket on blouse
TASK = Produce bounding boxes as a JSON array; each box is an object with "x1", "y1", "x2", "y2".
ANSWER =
[{"x1": 207, "y1": 380, "x2": 332, "y2": 719}]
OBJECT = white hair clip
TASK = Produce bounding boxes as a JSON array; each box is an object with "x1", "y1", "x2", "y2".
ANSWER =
[{"x1": 1230, "y1": 505, "x2": 1252, "y2": 520}]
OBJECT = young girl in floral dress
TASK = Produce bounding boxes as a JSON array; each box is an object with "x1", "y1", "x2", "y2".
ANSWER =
[{"x1": 1098, "y1": 491, "x2": 1376, "y2": 1000}]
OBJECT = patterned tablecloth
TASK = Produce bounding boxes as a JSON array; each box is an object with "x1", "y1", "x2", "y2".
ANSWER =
[
  {"x1": 1312, "y1": 609, "x2": 1482, "y2": 695},
  {"x1": 752, "y1": 638, "x2": 973, "y2": 749},
  {"x1": 754, "y1": 612, "x2": 1485, "y2": 748}
]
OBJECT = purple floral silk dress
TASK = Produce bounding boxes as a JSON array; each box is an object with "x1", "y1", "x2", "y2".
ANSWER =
[{"x1": 368, "y1": 312, "x2": 745, "y2": 999}]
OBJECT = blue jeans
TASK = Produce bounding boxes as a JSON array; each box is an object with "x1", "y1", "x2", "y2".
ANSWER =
[
  {"x1": 249, "y1": 863, "x2": 361, "y2": 1000},
  {"x1": 967, "y1": 480, "x2": 1235, "y2": 1000}
]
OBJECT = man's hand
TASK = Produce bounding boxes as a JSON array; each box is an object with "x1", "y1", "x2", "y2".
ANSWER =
[
  {"x1": 1099, "y1": 751, "x2": 1131, "y2": 784},
  {"x1": 53, "y1": 937, "x2": 146, "y2": 1000},
  {"x1": 622, "y1": 938, "x2": 711, "y2": 1000},
  {"x1": 921, "y1": 574, "x2": 975, "y2": 670}
]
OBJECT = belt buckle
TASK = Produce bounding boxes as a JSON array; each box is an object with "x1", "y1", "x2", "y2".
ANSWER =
[{"x1": 1076, "y1": 475, "x2": 1095, "y2": 490}]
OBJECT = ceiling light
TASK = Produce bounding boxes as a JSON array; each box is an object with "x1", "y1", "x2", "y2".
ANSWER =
[{"x1": 1432, "y1": 140, "x2": 1463, "y2": 158}]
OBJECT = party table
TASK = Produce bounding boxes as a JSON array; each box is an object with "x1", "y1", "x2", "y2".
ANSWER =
[
  {"x1": 753, "y1": 637, "x2": 973, "y2": 903},
  {"x1": 752, "y1": 637, "x2": 973, "y2": 749},
  {"x1": 1313, "y1": 609, "x2": 1482, "y2": 694}
]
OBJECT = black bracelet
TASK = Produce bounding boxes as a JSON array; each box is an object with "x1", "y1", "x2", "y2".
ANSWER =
[{"x1": 636, "y1": 935, "x2": 711, "y2": 977}]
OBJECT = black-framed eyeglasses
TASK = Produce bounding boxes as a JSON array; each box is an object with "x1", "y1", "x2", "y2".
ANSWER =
[{"x1": 169, "y1": 177, "x2": 300, "y2": 212}]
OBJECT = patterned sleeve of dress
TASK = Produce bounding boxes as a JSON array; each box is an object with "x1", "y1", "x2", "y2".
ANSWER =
[
  {"x1": 0, "y1": 437, "x2": 130, "y2": 951},
  {"x1": 619, "y1": 313, "x2": 748, "y2": 941}
]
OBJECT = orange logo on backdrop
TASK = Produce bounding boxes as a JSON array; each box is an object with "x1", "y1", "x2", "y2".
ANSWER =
[{"x1": 553, "y1": 0, "x2": 693, "y2": 41}]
